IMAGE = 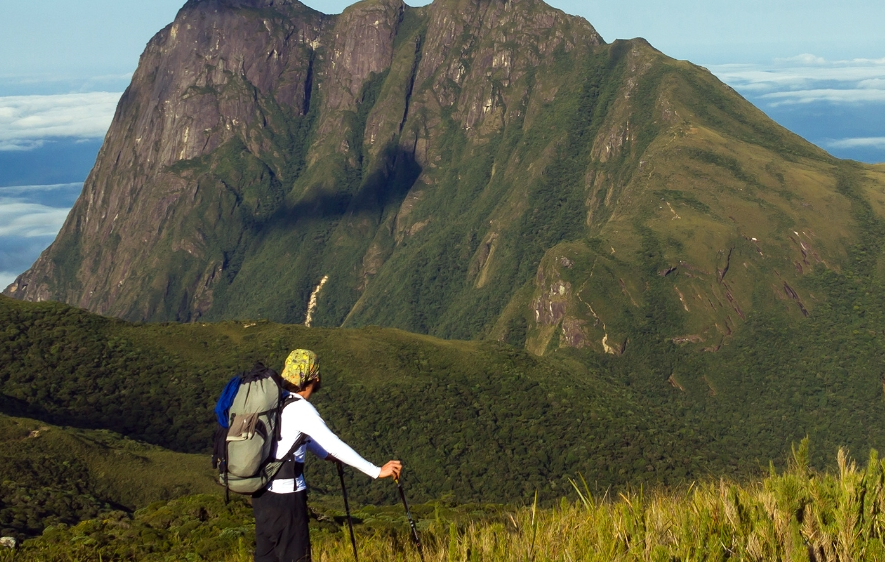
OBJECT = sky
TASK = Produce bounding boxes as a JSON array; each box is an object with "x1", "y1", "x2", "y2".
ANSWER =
[{"x1": 1, "y1": 0, "x2": 883, "y2": 289}]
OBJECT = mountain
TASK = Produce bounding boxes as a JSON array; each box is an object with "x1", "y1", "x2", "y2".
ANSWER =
[
  {"x1": 0, "y1": 294, "x2": 732, "y2": 509},
  {"x1": 8, "y1": 0, "x2": 883, "y2": 356}
]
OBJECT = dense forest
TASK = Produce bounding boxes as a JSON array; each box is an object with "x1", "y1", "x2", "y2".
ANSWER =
[{"x1": 0, "y1": 295, "x2": 728, "y2": 515}]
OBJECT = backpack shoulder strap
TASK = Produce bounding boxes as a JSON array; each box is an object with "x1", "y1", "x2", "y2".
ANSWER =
[
  {"x1": 281, "y1": 432, "x2": 308, "y2": 460},
  {"x1": 277, "y1": 394, "x2": 305, "y2": 458},
  {"x1": 277, "y1": 392, "x2": 307, "y2": 460}
]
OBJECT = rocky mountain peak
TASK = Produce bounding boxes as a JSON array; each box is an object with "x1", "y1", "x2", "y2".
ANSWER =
[
  {"x1": 182, "y1": 0, "x2": 311, "y2": 10},
  {"x1": 7, "y1": 0, "x2": 882, "y2": 359}
]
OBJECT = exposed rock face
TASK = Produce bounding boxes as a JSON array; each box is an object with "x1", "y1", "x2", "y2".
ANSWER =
[
  {"x1": 7, "y1": 0, "x2": 885, "y2": 354},
  {"x1": 7, "y1": 0, "x2": 332, "y2": 318}
]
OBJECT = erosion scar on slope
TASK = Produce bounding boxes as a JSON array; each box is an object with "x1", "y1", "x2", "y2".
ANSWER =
[{"x1": 305, "y1": 275, "x2": 329, "y2": 327}]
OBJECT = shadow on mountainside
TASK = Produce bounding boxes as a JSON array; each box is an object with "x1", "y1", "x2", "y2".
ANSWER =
[
  {"x1": 199, "y1": 143, "x2": 423, "y2": 314},
  {"x1": 0, "y1": 392, "x2": 45, "y2": 420},
  {"x1": 258, "y1": 143, "x2": 422, "y2": 235}
]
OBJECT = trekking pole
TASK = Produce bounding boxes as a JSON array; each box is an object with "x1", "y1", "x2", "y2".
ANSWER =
[
  {"x1": 337, "y1": 461, "x2": 359, "y2": 562},
  {"x1": 395, "y1": 476, "x2": 424, "y2": 561}
]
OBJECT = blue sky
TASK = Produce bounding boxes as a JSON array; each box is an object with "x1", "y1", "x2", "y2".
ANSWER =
[{"x1": 1, "y1": 0, "x2": 883, "y2": 289}]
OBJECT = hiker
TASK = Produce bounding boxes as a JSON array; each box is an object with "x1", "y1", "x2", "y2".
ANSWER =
[{"x1": 252, "y1": 349, "x2": 402, "y2": 562}]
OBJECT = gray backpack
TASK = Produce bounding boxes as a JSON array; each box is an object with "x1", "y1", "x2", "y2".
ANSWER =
[{"x1": 212, "y1": 363, "x2": 305, "y2": 497}]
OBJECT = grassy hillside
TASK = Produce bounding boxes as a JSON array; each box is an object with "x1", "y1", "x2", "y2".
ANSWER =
[
  {"x1": 0, "y1": 413, "x2": 217, "y2": 542},
  {"x1": 566, "y1": 158, "x2": 885, "y2": 473},
  {"x1": 5, "y1": 287, "x2": 885, "y2": 543},
  {"x1": 0, "y1": 295, "x2": 728, "y2": 514},
  {"x1": 7, "y1": 176, "x2": 885, "y2": 538},
  {"x1": 6, "y1": 443, "x2": 885, "y2": 561}
]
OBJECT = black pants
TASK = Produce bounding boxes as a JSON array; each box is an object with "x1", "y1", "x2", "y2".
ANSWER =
[{"x1": 253, "y1": 489, "x2": 311, "y2": 562}]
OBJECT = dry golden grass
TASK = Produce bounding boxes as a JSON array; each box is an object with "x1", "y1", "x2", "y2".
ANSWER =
[{"x1": 224, "y1": 442, "x2": 885, "y2": 562}]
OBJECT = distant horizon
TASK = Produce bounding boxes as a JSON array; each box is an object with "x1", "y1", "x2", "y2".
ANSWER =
[{"x1": 1, "y1": 0, "x2": 883, "y2": 288}]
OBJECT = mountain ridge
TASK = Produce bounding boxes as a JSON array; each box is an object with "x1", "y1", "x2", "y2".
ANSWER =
[{"x1": 6, "y1": 0, "x2": 884, "y2": 360}]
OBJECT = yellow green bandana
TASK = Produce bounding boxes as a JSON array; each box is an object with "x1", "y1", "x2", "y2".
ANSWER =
[{"x1": 281, "y1": 349, "x2": 320, "y2": 390}]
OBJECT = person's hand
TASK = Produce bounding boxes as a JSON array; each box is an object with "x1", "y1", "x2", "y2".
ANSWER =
[
  {"x1": 378, "y1": 460, "x2": 402, "y2": 479},
  {"x1": 326, "y1": 454, "x2": 339, "y2": 463}
]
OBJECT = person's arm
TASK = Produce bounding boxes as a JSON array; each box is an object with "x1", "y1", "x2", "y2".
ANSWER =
[{"x1": 296, "y1": 401, "x2": 382, "y2": 478}]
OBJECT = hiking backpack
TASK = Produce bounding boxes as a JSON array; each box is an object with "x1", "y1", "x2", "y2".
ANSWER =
[{"x1": 211, "y1": 362, "x2": 304, "y2": 498}]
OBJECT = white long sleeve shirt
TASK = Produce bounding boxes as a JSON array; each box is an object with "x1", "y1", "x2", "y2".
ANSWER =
[{"x1": 267, "y1": 397, "x2": 381, "y2": 494}]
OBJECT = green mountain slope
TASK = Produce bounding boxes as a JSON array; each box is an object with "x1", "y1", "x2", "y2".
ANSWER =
[
  {"x1": 8, "y1": 0, "x2": 884, "y2": 359},
  {"x1": 0, "y1": 295, "x2": 747, "y2": 509},
  {"x1": 5, "y1": 290, "x2": 885, "y2": 513},
  {"x1": 5, "y1": 264, "x2": 885, "y2": 541},
  {"x1": 0, "y1": 413, "x2": 216, "y2": 541}
]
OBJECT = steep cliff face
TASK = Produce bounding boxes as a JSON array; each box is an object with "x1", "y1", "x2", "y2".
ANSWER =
[
  {"x1": 6, "y1": 0, "x2": 331, "y2": 317},
  {"x1": 7, "y1": 0, "x2": 885, "y2": 355}
]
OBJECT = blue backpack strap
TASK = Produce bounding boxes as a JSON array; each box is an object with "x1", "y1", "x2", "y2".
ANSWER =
[{"x1": 214, "y1": 375, "x2": 242, "y2": 428}]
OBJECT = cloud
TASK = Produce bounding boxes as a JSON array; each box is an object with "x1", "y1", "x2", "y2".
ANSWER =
[
  {"x1": 0, "y1": 182, "x2": 83, "y2": 195},
  {"x1": 849, "y1": 57, "x2": 885, "y2": 65},
  {"x1": 0, "y1": 92, "x2": 121, "y2": 151},
  {"x1": 0, "y1": 236, "x2": 47, "y2": 275},
  {"x1": 775, "y1": 53, "x2": 827, "y2": 65},
  {"x1": 0, "y1": 139, "x2": 45, "y2": 151},
  {"x1": 706, "y1": 54, "x2": 885, "y2": 113},
  {"x1": 712, "y1": 64, "x2": 885, "y2": 91},
  {"x1": 0, "y1": 185, "x2": 83, "y2": 285},
  {"x1": 702, "y1": 54, "x2": 885, "y2": 163},
  {"x1": 0, "y1": 197, "x2": 70, "y2": 237},
  {"x1": 762, "y1": 89, "x2": 885, "y2": 106},
  {"x1": 860, "y1": 78, "x2": 885, "y2": 89},
  {"x1": 827, "y1": 137, "x2": 885, "y2": 149}
]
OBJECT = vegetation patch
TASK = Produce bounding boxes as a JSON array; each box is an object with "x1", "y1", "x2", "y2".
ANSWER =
[{"x1": 6, "y1": 443, "x2": 885, "y2": 561}]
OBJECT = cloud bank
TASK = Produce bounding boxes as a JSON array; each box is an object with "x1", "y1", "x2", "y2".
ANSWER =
[
  {"x1": 707, "y1": 55, "x2": 885, "y2": 161},
  {"x1": 828, "y1": 137, "x2": 885, "y2": 150},
  {"x1": 762, "y1": 89, "x2": 885, "y2": 106},
  {"x1": 0, "y1": 199, "x2": 71, "y2": 237},
  {"x1": 0, "y1": 91, "x2": 121, "y2": 151},
  {"x1": 708, "y1": 55, "x2": 885, "y2": 105},
  {"x1": 0, "y1": 183, "x2": 82, "y2": 286},
  {"x1": 0, "y1": 237, "x2": 55, "y2": 291},
  {"x1": 0, "y1": 182, "x2": 84, "y2": 196}
]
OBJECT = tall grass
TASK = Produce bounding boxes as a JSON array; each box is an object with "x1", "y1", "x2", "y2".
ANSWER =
[
  {"x1": 245, "y1": 443, "x2": 885, "y2": 562},
  {"x1": 8, "y1": 443, "x2": 885, "y2": 561}
]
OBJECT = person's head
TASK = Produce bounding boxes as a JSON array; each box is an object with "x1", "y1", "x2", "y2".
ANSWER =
[{"x1": 280, "y1": 348, "x2": 321, "y2": 394}]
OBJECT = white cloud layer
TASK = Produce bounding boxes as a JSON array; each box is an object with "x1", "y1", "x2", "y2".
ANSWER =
[
  {"x1": 775, "y1": 54, "x2": 828, "y2": 65},
  {"x1": 0, "y1": 197, "x2": 70, "y2": 237},
  {"x1": 707, "y1": 55, "x2": 885, "y2": 109},
  {"x1": 0, "y1": 92, "x2": 121, "y2": 151},
  {"x1": 762, "y1": 89, "x2": 885, "y2": 106},
  {"x1": 0, "y1": 182, "x2": 83, "y2": 195},
  {"x1": 828, "y1": 137, "x2": 885, "y2": 149}
]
